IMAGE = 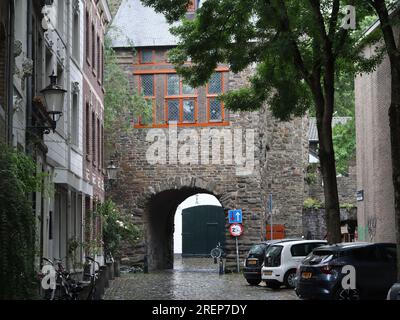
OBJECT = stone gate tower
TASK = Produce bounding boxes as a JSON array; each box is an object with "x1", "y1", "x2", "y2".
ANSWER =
[{"x1": 107, "y1": 0, "x2": 309, "y2": 271}]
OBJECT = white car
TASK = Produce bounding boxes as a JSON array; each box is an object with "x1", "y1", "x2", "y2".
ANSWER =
[{"x1": 261, "y1": 240, "x2": 327, "y2": 289}]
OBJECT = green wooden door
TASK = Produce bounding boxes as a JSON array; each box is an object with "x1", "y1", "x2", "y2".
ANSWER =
[{"x1": 182, "y1": 205, "x2": 225, "y2": 257}]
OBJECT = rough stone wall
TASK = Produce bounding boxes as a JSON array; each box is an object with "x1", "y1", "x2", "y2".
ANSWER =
[
  {"x1": 261, "y1": 109, "x2": 309, "y2": 238},
  {"x1": 355, "y1": 26, "x2": 399, "y2": 243},
  {"x1": 107, "y1": 48, "x2": 308, "y2": 270},
  {"x1": 306, "y1": 160, "x2": 357, "y2": 206}
]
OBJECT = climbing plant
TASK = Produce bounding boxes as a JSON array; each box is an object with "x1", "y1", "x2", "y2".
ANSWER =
[
  {"x1": 0, "y1": 143, "x2": 44, "y2": 299},
  {"x1": 94, "y1": 200, "x2": 142, "y2": 259}
]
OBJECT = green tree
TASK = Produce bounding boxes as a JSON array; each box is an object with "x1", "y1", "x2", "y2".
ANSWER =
[
  {"x1": 333, "y1": 118, "x2": 356, "y2": 176},
  {"x1": 141, "y1": 0, "x2": 382, "y2": 243},
  {"x1": 95, "y1": 200, "x2": 142, "y2": 259},
  {"x1": 104, "y1": 31, "x2": 152, "y2": 141}
]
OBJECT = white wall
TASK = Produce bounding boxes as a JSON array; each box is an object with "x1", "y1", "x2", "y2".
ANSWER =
[{"x1": 173, "y1": 194, "x2": 222, "y2": 254}]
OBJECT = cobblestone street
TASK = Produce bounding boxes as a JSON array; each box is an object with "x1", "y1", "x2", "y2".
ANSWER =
[{"x1": 104, "y1": 257, "x2": 298, "y2": 300}]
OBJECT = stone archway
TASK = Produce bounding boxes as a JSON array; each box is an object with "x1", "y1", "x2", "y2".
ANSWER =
[{"x1": 136, "y1": 178, "x2": 237, "y2": 271}]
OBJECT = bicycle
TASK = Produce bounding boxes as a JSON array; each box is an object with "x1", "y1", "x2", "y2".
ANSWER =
[
  {"x1": 40, "y1": 257, "x2": 80, "y2": 300},
  {"x1": 210, "y1": 242, "x2": 224, "y2": 275},
  {"x1": 40, "y1": 256, "x2": 100, "y2": 300},
  {"x1": 82, "y1": 256, "x2": 101, "y2": 300}
]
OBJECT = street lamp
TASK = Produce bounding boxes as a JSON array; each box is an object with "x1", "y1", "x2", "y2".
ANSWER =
[
  {"x1": 41, "y1": 71, "x2": 67, "y2": 114},
  {"x1": 106, "y1": 161, "x2": 119, "y2": 181},
  {"x1": 30, "y1": 71, "x2": 66, "y2": 134}
]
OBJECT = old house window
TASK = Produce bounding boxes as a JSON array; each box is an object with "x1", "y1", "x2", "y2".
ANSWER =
[
  {"x1": 92, "y1": 24, "x2": 96, "y2": 71},
  {"x1": 92, "y1": 111, "x2": 96, "y2": 165},
  {"x1": 140, "y1": 74, "x2": 154, "y2": 96},
  {"x1": 97, "y1": 118, "x2": 100, "y2": 170},
  {"x1": 72, "y1": 6, "x2": 80, "y2": 62},
  {"x1": 85, "y1": 103, "x2": 90, "y2": 156},
  {"x1": 207, "y1": 72, "x2": 224, "y2": 122},
  {"x1": 71, "y1": 92, "x2": 79, "y2": 146},
  {"x1": 166, "y1": 74, "x2": 196, "y2": 124},
  {"x1": 140, "y1": 49, "x2": 153, "y2": 63},
  {"x1": 57, "y1": 0, "x2": 64, "y2": 35},
  {"x1": 85, "y1": 10, "x2": 90, "y2": 64},
  {"x1": 97, "y1": 36, "x2": 101, "y2": 79}
]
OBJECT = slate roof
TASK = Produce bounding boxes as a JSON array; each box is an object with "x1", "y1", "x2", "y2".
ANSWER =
[
  {"x1": 109, "y1": 0, "x2": 180, "y2": 48},
  {"x1": 309, "y1": 117, "x2": 352, "y2": 142}
]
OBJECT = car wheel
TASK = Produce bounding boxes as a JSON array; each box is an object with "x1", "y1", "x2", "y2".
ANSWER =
[
  {"x1": 334, "y1": 288, "x2": 361, "y2": 301},
  {"x1": 246, "y1": 279, "x2": 261, "y2": 286},
  {"x1": 284, "y1": 270, "x2": 297, "y2": 289},
  {"x1": 266, "y1": 281, "x2": 281, "y2": 290}
]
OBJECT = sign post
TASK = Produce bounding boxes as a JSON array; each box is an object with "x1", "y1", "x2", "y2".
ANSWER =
[
  {"x1": 229, "y1": 223, "x2": 243, "y2": 273},
  {"x1": 268, "y1": 194, "x2": 273, "y2": 240}
]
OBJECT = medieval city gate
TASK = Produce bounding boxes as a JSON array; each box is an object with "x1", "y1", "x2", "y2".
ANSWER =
[{"x1": 107, "y1": 0, "x2": 308, "y2": 271}]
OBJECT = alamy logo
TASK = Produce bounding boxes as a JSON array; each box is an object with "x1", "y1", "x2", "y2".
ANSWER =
[
  {"x1": 341, "y1": 265, "x2": 356, "y2": 290},
  {"x1": 41, "y1": 265, "x2": 56, "y2": 290},
  {"x1": 145, "y1": 125, "x2": 255, "y2": 176},
  {"x1": 341, "y1": 5, "x2": 356, "y2": 30}
]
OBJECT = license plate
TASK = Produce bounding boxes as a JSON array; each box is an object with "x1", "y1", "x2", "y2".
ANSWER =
[
  {"x1": 264, "y1": 270, "x2": 273, "y2": 276},
  {"x1": 248, "y1": 260, "x2": 257, "y2": 265},
  {"x1": 302, "y1": 272, "x2": 312, "y2": 279}
]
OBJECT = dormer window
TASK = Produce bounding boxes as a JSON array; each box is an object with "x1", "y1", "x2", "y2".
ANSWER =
[{"x1": 140, "y1": 49, "x2": 153, "y2": 64}]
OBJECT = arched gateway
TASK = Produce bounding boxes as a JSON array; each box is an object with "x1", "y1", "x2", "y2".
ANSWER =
[{"x1": 106, "y1": 0, "x2": 308, "y2": 271}]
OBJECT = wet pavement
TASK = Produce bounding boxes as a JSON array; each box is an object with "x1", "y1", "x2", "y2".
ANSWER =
[{"x1": 104, "y1": 256, "x2": 298, "y2": 300}]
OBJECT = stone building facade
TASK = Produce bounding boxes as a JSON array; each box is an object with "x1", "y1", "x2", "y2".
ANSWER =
[
  {"x1": 355, "y1": 20, "x2": 399, "y2": 243},
  {"x1": 107, "y1": 0, "x2": 309, "y2": 271}
]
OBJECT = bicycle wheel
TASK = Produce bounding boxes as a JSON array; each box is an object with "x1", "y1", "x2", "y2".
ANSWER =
[{"x1": 210, "y1": 247, "x2": 222, "y2": 259}]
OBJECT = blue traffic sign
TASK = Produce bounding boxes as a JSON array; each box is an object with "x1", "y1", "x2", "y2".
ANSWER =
[{"x1": 228, "y1": 210, "x2": 243, "y2": 224}]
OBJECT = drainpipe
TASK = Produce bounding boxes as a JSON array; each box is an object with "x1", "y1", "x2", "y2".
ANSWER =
[
  {"x1": 6, "y1": 0, "x2": 15, "y2": 146},
  {"x1": 26, "y1": 0, "x2": 33, "y2": 155}
]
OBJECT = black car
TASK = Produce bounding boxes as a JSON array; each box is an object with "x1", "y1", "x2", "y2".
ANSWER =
[
  {"x1": 295, "y1": 242, "x2": 397, "y2": 300},
  {"x1": 244, "y1": 239, "x2": 299, "y2": 286}
]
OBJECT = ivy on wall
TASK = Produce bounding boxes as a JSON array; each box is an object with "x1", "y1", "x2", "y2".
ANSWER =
[{"x1": 0, "y1": 144, "x2": 44, "y2": 299}]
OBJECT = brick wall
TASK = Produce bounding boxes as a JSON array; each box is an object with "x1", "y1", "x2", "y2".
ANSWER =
[{"x1": 83, "y1": 0, "x2": 106, "y2": 201}]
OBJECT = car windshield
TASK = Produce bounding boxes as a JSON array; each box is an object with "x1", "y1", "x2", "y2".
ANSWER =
[
  {"x1": 249, "y1": 244, "x2": 266, "y2": 255},
  {"x1": 265, "y1": 245, "x2": 283, "y2": 267}
]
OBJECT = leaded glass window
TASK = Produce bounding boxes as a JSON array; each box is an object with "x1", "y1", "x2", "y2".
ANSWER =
[
  {"x1": 168, "y1": 99, "x2": 180, "y2": 122},
  {"x1": 208, "y1": 73, "x2": 222, "y2": 94},
  {"x1": 141, "y1": 75, "x2": 154, "y2": 96},
  {"x1": 167, "y1": 74, "x2": 180, "y2": 96},
  {"x1": 210, "y1": 98, "x2": 222, "y2": 121},
  {"x1": 182, "y1": 81, "x2": 194, "y2": 95},
  {"x1": 183, "y1": 100, "x2": 195, "y2": 123},
  {"x1": 141, "y1": 49, "x2": 153, "y2": 63}
]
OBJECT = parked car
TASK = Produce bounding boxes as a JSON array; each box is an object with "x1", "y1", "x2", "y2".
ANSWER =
[
  {"x1": 243, "y1": 239, "x2": 300, "y2": 286},
  {"x1": 387, "y1": 282, "x2": 400, "y2": 300},
  {"x1": 295, "y1": 242, "x2": 397, "y2": 300},
  {"x1": 262, "y1": 240, "x2": 327, "y2": 289}
]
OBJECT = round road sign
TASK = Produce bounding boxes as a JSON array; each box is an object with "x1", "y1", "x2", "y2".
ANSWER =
[{"x1": 229, "y1": 224, "x2": 243, "y2": 237}]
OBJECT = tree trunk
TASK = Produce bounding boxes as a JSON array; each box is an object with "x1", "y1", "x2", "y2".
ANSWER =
[
  {"x1": 317, "y1": 113, "x2": 342, "y2": 244},
  {"x1": 389, "y1": 65, "x2": 400, "y2": 280},
  {"x1": 310, "y1": 56, "x2": 342, "y2": 244}
]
